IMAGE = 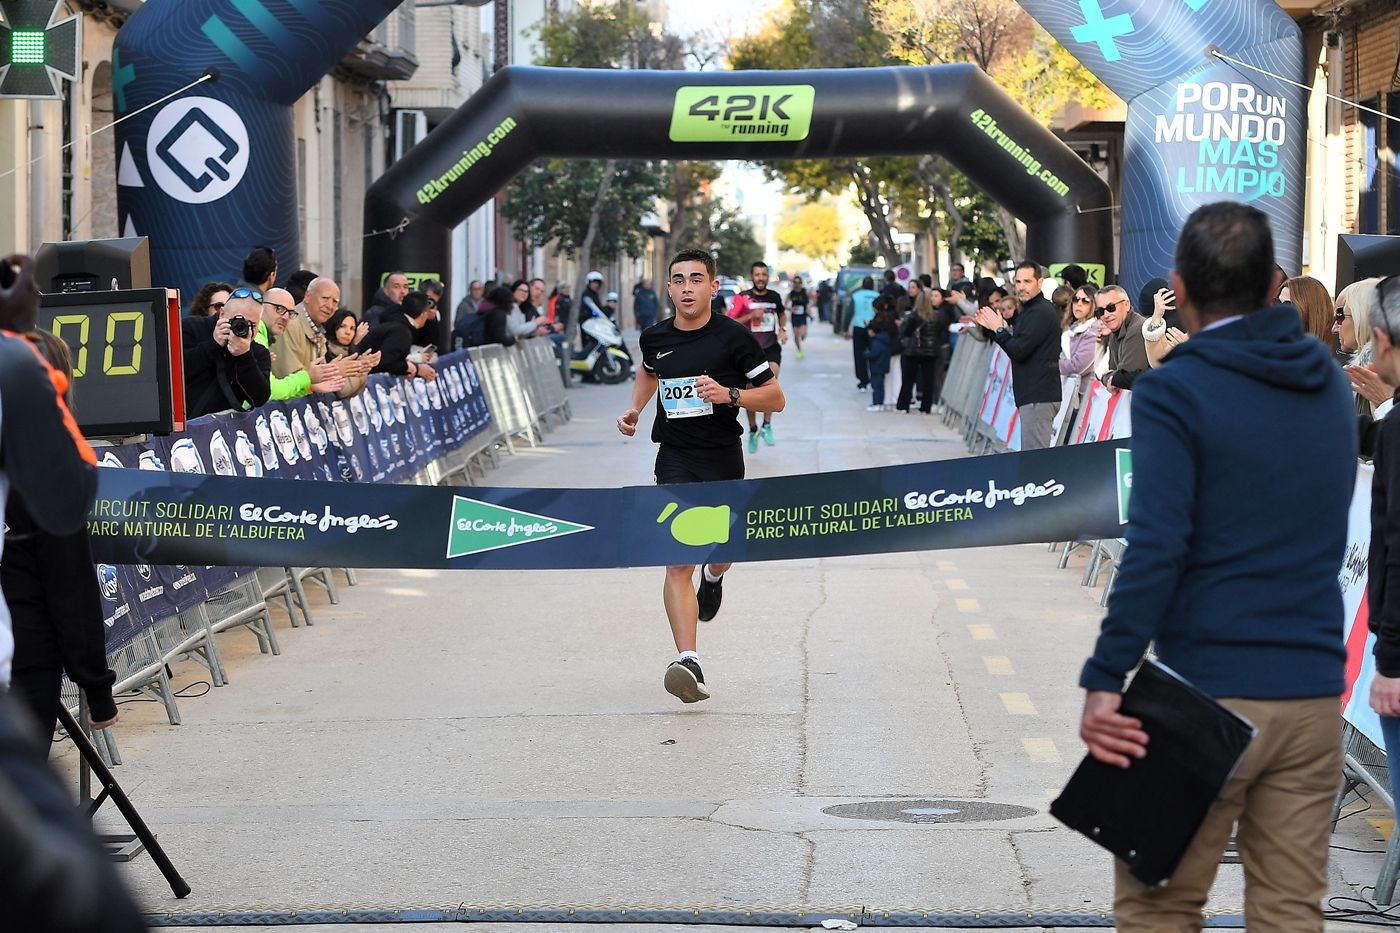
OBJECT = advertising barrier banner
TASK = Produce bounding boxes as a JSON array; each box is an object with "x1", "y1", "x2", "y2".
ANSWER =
[
  {"x1": 1341, "y1": 464, "x2": 1384, "y2": 748},
  {"x1": 87, "y1": 349, "x2": 493, "y2": 652},
  {"x1": 89, "y1": 441, "x2": 1133, "y2": 571}
]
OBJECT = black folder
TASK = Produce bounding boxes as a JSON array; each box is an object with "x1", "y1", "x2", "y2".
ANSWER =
[{"x1": 1049, "y1": 659, "x2": 1256, "y2": 886}]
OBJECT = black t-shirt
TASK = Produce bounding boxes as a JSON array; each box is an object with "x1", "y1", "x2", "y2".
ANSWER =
[
  {"x1": 738, "y1": 288, "x2": 785, "y2": 348},
  {"x1": 640, "y1": 312, "x2": 773, "y2": 449}
]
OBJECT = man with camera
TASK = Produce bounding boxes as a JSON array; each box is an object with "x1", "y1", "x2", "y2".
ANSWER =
[{"x1": 182, "y1": 287, "x2": 273, "y2": 418}]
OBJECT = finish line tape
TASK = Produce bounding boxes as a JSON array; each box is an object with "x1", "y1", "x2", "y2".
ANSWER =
[{"x1": 89, "y1": 441, "x2": 1132, "y2": 570}]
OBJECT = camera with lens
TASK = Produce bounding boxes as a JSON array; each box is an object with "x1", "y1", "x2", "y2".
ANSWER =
[{"x1": 228, "y1": 314, "x2": 251, "y2": 338}]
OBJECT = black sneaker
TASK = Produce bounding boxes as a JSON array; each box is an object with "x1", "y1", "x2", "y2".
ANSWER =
[
  {"x1": 697, "y1": 566, "x2": 723, "y2": 622},
  {"x1": 664, "y1": 658, "x2": 710, "y2": 703}
]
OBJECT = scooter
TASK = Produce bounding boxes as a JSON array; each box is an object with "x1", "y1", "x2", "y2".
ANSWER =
[{"x1": 561, "y1": 307, "x2": 633, "y2": 384}]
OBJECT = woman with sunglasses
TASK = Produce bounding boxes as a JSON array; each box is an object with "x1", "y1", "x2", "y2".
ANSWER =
[
  {"x1": 1335, "y1": 277, "x2": 1387, "y2": 415},
  {"x1": 187, "y1": 280, "x2": 233, "y2": 318},
  {"x1": 1058, "y1": 284, "x2": 1100, "y2": 421}
]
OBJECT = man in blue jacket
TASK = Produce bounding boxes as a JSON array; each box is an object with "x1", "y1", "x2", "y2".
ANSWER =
[{"x1": 1078, "y1": 202, "x2": 1356, "y2": 930}]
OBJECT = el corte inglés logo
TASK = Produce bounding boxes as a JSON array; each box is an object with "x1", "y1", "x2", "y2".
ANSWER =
[{"x1": 446, "y1": 496, "x2": 593, "y2": 559}]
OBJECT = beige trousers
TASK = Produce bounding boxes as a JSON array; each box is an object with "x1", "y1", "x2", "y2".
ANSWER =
[{"x1": 1113, "y1": 696, "x2": 1342, "y2": 932}]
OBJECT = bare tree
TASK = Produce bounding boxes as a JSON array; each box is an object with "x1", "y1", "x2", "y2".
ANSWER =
[{"x1": 849, "y1": 162, "x2": 903, "y2": 267}]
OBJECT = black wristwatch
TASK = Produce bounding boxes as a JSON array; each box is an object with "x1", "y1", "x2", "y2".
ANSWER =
[
  {"x1": 729, "y1": 387, "x2": 741, "y2": 406},
  {"x1": 995, "y1": 326, "x2": 1008, "y2": 337}
]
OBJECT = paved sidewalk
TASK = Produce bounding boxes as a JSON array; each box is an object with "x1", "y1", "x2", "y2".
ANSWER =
[{"x1": 50, "y1": 328, "x2": 1393, "y2": 929}]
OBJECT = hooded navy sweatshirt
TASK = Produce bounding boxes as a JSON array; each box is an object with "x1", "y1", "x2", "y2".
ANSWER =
[{"x1": 1080, "y1": 306, "x2": 1357, "y2": 698}]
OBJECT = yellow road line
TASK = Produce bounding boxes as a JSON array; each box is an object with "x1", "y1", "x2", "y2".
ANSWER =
[
  {"x1": 946, "y1": 579, "x2": 969, "y2": 591},
  {"x1": 1023, "y1": 738, "x2": 1061, "y2": 763},
  {"x1": 937, "y1": 560, "x2": 957, "y2": 572},
  {"x1": 1001, "y1": 692, "x2": 1038, "y2": 715},
  {"x1": 968, "y1": 624, "x2": 997, "y2": 641},
  {"x1": 956, "y1": 598, "x2": 981, "y2": 613},
  {"x1": 983, "y1": 656, "x2": 1015, "y2": 675}
]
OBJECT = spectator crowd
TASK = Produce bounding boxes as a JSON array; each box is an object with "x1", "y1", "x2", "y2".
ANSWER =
[{"x1": 178, "y1": 247, "x2": 612, "y2": 420}]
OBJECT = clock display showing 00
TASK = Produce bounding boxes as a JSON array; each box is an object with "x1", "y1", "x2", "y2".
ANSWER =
[
  {"x1": 48, "y1": 310, "x2": 146, "y2": 378},
  {"x1": 37, "y1": 288, "x2": 181, "y2": 437}
]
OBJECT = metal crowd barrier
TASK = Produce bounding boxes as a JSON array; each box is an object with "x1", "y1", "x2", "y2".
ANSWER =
[
  {"x1": 939, "y1": 336, "x2": 995, "y2": 437},
  {"x1": 62, "y1": 335, "x2": 573, "y2": 764}
]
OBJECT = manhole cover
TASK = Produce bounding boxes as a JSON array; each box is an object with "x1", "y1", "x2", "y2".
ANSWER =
[{"x1": 821, "y1": 799, "x2": 1037, "y2": 824}]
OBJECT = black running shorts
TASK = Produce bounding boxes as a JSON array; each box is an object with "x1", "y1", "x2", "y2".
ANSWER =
[
  {"x1": 762, "y1": 342, "x2": 782, "y2": 366},
  {"x1": 654, "y1": 443, "x2": 746, "y2": 485}
]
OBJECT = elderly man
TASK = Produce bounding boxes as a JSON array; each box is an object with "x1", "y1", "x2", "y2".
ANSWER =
[
  {"x1": 1095, "y1": 285, "x2": 1150, "y2": 393},
  {"x1": 274, "y1": 277, "x2": 374, "y2": 397},
  {"x1": 260, "y1": 287, "x2": 343, "y2": 399},
  {"x1": 455, "y1": 279, "x2": 484, "y2": 328},
  {"x1": 182, "y1": 287, "x2": 272, "y2": 417}
]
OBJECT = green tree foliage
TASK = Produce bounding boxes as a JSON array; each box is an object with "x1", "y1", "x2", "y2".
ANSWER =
[
  {"x1": 709, "y1": 209, "x2": 763, "y2": 280},
  {"x1": 501, "y1": 158, "x2": 666, "y2": 265},
  {"x1": 732, "y1": 0, "x2": 1110, "y2": 270},
  {"x1": 847, "y1": 241, "x2": 878, "y2": 265},
  {"x1": 729, "y1": 1, "x2": 909, "y2": 265},
  {"x1": 776, "y1": 201, "x2": 844, "y2": 266}
]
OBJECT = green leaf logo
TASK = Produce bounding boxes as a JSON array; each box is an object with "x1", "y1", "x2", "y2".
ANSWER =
[
  {"x1": 447, "y1": 496, "x2": 593, "y2": 559},
  {"x1": 657, "y1": 502, "x2": 731, "y2": 547}
]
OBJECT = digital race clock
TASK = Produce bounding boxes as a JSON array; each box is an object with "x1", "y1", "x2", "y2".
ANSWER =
[{"x1": 37, "y1": 288, "x2": 184, "y2": 437}]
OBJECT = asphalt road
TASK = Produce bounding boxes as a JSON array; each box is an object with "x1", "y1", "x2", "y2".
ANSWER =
[{"x1": 49, "y1": 326, "x2": 1393, "y2": 930}]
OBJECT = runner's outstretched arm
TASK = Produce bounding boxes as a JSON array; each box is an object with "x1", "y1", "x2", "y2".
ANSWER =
[{"x1": 617, "y1": 368, "x2": 659, "y2": 437}]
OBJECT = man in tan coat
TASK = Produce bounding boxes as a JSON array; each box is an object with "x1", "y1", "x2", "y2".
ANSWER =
[{"x1": 273, "y1": 277, "x2": 376, "y2": 398}]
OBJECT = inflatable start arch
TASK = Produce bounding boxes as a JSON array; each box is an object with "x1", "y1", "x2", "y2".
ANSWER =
[{"x1": 359, "y1": 64, "x2": 1115, "y2": 298}]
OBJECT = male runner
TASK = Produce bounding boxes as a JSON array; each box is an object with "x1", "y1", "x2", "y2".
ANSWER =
[
  {"x1": 729, "y1": 261, "x2": 787, "y2": 452},
  {"x1": 788, "y1": 275, "x2": 810, "y2": 360},
  {"x1": 617, "y1": 249, "x2": 785, "y2": 703}
]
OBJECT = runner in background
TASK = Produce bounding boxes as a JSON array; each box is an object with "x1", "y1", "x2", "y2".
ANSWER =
[
  {"x1": 616, "y1": 249, "x2": 784, "y2": 704},
  {"x1": 729, "y1": 261, "x2": 787, "y2": 453},
  {"x1": 788, "y1": 276, "x2": 810, "y2": 360}
]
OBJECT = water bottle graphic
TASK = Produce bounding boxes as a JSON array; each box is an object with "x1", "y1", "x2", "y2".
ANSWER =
[
  {"x1": 234, "y1": 430, "x2": 263, "y2": 477},
  {"x1": 375, "y1": 383, "x2": 395, "y2": 426},
  {"x1": 138, "y1": 450, "x2": 165, "y2": 471},
  {"x1": 270, "y1": 410, "x2": 298, "y2": 464},
  {"x1": 350, "y1": 395, "x2": 369, "y2": 435},
  {"x1": 366, "y1": 391, "x2": 383, "y2": 431},
  {"x1": 98, "y1": 450, "x2": 124, "y2": 469},
  {"x1": 208, "y1": 431, "x2": 236, "y2": 476},
  {"x1": 304, "y1": 405, "x2": 329, "y2": 455},
  {"x1": 290, "y1": 409, "x2": 312, "y2": 460},
  {"x1": 254, "y1": 415, "x2": 279, "y2": 471},
  {"x1": 169, "y1": 437, "x2": 206, "y2": 474},
  {"x1": 333, "y1": 402, "x2": 355, "y2": 446}
]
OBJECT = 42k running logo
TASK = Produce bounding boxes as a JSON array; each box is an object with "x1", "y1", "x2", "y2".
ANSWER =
[{"x1": 669, "y1": 85, "x2": 815, "y2": 143}]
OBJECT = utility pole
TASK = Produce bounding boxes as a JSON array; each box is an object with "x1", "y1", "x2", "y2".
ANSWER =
[{"x1": 493, "y1": 0, "x2": 510, "y2": 70}]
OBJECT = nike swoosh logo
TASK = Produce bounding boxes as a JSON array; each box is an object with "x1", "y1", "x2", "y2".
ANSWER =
[{"x1": 656, "y1": 350, "x2": 674, "y2": 358}]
